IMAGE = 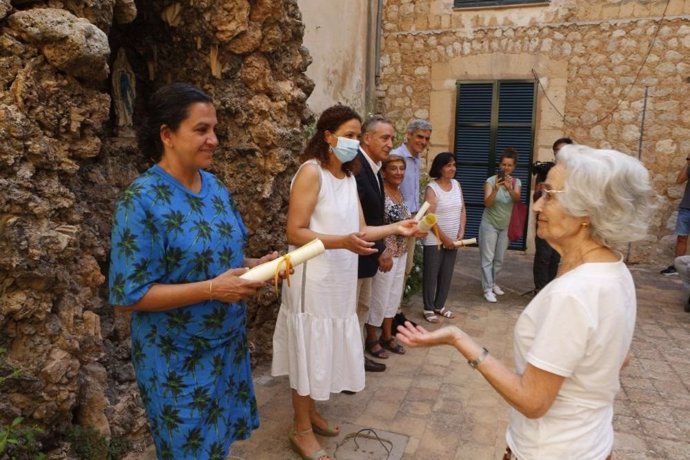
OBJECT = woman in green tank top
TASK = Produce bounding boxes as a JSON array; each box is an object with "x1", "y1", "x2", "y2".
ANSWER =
[{"x1": 479, "y1": 148, "x2": 522, "y2": 302}]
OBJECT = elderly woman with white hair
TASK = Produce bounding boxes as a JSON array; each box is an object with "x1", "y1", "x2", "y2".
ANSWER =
[{"x1": 396, "y1": 145, "x2": 656, "y2": 460}]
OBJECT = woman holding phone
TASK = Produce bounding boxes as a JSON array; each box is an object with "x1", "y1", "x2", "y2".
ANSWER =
[{"x1": 478, "y1": 147, "x2": 521, "y2": 303}]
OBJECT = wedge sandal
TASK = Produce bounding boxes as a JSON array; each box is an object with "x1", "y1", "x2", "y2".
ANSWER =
[
  {"x1": 433, "y1": 307, "x2": 455, "y2": 319},
  {"x1": 423, "y1": 310, "x2": 439, "y2": 323}
]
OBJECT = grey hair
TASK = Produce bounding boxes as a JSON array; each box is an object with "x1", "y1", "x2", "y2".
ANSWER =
[
  {"x1": 406, "y1": 119, "x2": 432, "y2": 133},
  {"x1": 362, "y1": 114, "x2": 393, "y2": 134},
  {"x1": 557, "y1": 144, "x2": 656, "y2": 246}
]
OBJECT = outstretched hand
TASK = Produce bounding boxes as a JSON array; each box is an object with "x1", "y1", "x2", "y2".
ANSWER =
[
  {"x1": 343, "y1": 232, "x2": 377, "y2": 255},
  {"x1": 395, "y1": 321, "x2": 461, "y2": 348},
  {"x1": 397, "y1": 218, "x2": 420, "y2": 237}
]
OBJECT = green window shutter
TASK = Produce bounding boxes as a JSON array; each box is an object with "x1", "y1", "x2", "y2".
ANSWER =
[{"x1": 454, "y1": 80, "x2": 536, "y2": 250}]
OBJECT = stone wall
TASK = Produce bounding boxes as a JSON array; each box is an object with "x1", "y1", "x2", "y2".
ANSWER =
[
  {"x1": 378, "y1": 0, "x2": 690, "y2": 262},
  {"x1": 297, "y1": 0, "x2": 371, "y2": 114},
  {"x1": 0, "y1": 0, "x2": 311, "y2": 456}
]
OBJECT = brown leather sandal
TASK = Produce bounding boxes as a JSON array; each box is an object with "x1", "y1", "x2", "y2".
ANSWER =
[
  {"x1": 365, "y1": 339, "x2": 389, "y2": 359},
  {"x1": 380, "y1": 337, "x2": 406, "y2": 355}
]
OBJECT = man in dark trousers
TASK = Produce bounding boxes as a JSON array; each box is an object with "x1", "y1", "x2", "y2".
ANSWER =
[
  {"x1": 532, "y1": 137, "x2": 573, "y2": 294},
  {"x1": 355, "y1": 115, "x2": 395, "y2": 372}
]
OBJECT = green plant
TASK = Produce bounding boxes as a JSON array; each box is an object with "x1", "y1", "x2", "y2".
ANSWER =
[
  {"x1": 402, "y1": 172, "x2": 430, "y2": 302},
  {"x1": 0, "y1": 348, "x2": 21, "y2": 385},
  {"x1": 0, "y1": 417, "x2": 46, "y2": 460},
  {"x1": 301, "y1": 119, "x2": 316, "y2": 145},
  {"x1": 67, "y1": 426, "x2": 107, "y2": 460},
  {"x1": 0, "y1": 349, "x2": 44, "y2": 459},
  {"x1": 67, "y1": 425, "x2": 132, "y2": 460},
  {"x1": 403, "y1": 241, "x2": 424, "y2": 302},
  {"x1": 107, "y1": 435, "x2": 132, "y2": 460}
]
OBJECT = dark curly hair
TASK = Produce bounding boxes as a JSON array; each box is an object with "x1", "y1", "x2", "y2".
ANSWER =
[
  {"x1": 136, "y1": 83, "x2": 213, "y2": 163},
  {"x1": 301, "y1": 104, "x2": 362, "y2": 176}
]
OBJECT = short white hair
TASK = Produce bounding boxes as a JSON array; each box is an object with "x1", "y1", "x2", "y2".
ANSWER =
[{"x1": 556, "y1": 144, "x2": 656, "y2": 246}]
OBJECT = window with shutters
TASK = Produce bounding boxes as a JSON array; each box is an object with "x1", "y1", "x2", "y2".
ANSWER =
[
  {"x1": 453, "y1": 80, "x2": 536, "y2": 250},
  {"x1": 454, "y1": 0, "x2": 548, "y2": 8}
]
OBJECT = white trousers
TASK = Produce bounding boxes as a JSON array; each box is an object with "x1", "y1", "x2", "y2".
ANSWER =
[{"x1": 367, "y1": 256, "x2": 405, "y2": 327}]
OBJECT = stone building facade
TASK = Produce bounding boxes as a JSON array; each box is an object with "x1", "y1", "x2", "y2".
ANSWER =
[{"x1": 378, "y1": 0, "x2": 690, "y2": 263}]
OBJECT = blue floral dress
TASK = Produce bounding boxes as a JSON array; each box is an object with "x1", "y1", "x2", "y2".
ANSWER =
[{"x1": 108, "y1": 165, "x2": 259, "y2": 460}]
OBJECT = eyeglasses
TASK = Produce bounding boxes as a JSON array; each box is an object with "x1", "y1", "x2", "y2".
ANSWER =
[{"x1": 542, "y1": 186, "x2": 564, "y2": 202}]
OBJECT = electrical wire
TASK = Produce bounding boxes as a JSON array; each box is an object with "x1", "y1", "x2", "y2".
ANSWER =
[{"x1": 533, "y1": 0, "x2": 670, "y2": 127}]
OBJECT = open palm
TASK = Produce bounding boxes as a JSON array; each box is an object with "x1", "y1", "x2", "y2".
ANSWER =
[{"x1": 395, "y1": 322, "x2": 460, "y2": 348}]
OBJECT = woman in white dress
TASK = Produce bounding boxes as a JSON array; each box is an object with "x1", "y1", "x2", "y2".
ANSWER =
[{"x1": 272, "y1": 105, "x2": 416, "y2": 460}]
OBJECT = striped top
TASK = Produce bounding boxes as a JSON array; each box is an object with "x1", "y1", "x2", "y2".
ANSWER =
[{"x1": 423, "y1": 179, "x2": 463, "y2": 246}]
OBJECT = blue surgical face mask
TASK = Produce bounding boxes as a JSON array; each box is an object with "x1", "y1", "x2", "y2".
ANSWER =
[{"x1": 331, "y1": 137, "x2": 360, "y2": 163}]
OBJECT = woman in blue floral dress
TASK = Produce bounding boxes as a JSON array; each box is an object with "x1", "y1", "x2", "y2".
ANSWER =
[{"x1": 109, "y1": 83, "x2": 276, "y2": 460}]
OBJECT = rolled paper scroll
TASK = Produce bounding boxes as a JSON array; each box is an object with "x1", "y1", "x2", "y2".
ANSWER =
[
  {"x1": 453, "y1": 237, "x2": 477, "y2": 248},
  {"x1": 240, "y1": 238, "x2": 326, "y2": 283},
  {"x1": 414, "y1": 201, "x2": 431, "y2": 221},
  {"x1": 416, "y1": 213, "x2": 437, "y2": 233}
]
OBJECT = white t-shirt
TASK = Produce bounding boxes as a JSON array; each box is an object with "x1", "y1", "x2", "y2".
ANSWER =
[
  {"x1": 422, "y1": 179, "x2": 463, "y2": 246},
  {"x1": 507, "y1": 257, "x2": 636, "y2": 460}
]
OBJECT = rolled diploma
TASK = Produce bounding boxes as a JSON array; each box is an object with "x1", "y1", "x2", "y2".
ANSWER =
[
  {"x1": 453, "y1": 237, "x2": 477, "y2": 248},
  {"x1": 416, "y1": 213, "x2": 437, "y2": 232},
  {"x1": 240, "y1": 238, "x2": 326, "y2": 282},
  {"x1": 414, "y1": 201, "x2": 431, "y2": 221}
]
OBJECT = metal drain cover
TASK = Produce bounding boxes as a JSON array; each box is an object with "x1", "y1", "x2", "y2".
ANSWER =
[{"x1": 322, "y1": 423, "x2": 408, "y2": 460}]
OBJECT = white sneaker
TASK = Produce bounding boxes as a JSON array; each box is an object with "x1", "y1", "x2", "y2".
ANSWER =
[
  {"x1": 484, "y1": 290, "x2": 497, "y2": 303},
  {"x1": 492, "y1": 285, "x2": 505, "y2": 296}
]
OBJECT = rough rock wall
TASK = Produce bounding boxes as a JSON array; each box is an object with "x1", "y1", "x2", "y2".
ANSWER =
[
  {"x1": 0, "y1": 0, "x2": 311, "y2": 456},
  {"x1": 378, "y1": 0, "x2": 690, "y2": 263}
]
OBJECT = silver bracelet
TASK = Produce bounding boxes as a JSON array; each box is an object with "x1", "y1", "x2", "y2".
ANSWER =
[{"x1": 468, "y1": 347, "x2": 489, "y2": 369}]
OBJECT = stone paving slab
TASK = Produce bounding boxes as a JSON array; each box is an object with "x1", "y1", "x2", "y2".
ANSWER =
[{"x1": 128, "y1": 248, "x2": 690, "y2": 459}]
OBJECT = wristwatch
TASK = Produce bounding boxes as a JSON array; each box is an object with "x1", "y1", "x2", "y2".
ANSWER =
[{"x1": 468, "y1": 347, "x2": 489, "y2": 369}]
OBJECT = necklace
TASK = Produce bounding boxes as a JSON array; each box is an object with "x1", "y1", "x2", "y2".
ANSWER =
[
  {"x1": 384, "y1": 185, "x2": 402, "y2": 202},
  {"x1": 557, "y1": 244, "x2": 605, "y2": 277}
]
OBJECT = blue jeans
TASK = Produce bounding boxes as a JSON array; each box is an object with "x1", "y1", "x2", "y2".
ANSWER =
[
  {"x1": 676, "y1": 207, "x2": 690, "y2": 235},
  {"x1": 479, "y1": 219, "x2": 509, "y2": 292}
]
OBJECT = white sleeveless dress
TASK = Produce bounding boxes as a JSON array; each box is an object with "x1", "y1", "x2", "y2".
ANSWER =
[{"x1": 271, "y1": 160, "x2": 365, "y2": 400}]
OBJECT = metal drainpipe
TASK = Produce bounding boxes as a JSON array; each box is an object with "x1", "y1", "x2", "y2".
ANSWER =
[
  {"x1": 375, "y1": 0, "x2": 383, "y2": 82},
  {"x1": 365, "y1": 0, "x2": 383, "y2": 115}
]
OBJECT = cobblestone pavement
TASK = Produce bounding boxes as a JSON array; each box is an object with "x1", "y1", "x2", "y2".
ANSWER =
[{"x1": 131, "y1": 248, "x2": 690, "y2": 459}]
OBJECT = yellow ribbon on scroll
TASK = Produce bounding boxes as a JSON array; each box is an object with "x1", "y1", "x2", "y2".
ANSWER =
[{"x1": 273, "y1": 255, "x2": 293, "y2": 295}]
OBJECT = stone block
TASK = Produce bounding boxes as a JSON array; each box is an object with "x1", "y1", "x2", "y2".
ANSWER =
[
  {"x1": 601, "y1": 4, "x2": 620, "y2": 20},
  {"x1": 656, "y1": 139, "x2": 677, "y2": 155},
  {"x1": 429, "y1": 90, "x2": 454, "y2": 144},
  {"x1": 581, "y1": 3, "x2": 602, "y2": 20},
  {"x1": 441, "y1": 14, "x2": 450, "y2": 28},
  {"x1": 618, "y1": 3, "x2": 634, "y2": 18},
  {"x1": 632, "y1": 2, "x2": 651, "y2": 18}
]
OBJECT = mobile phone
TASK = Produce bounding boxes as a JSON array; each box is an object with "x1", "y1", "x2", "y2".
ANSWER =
[{"x1": 497, "y1": 169, "x2": 506, "y2": 181}]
